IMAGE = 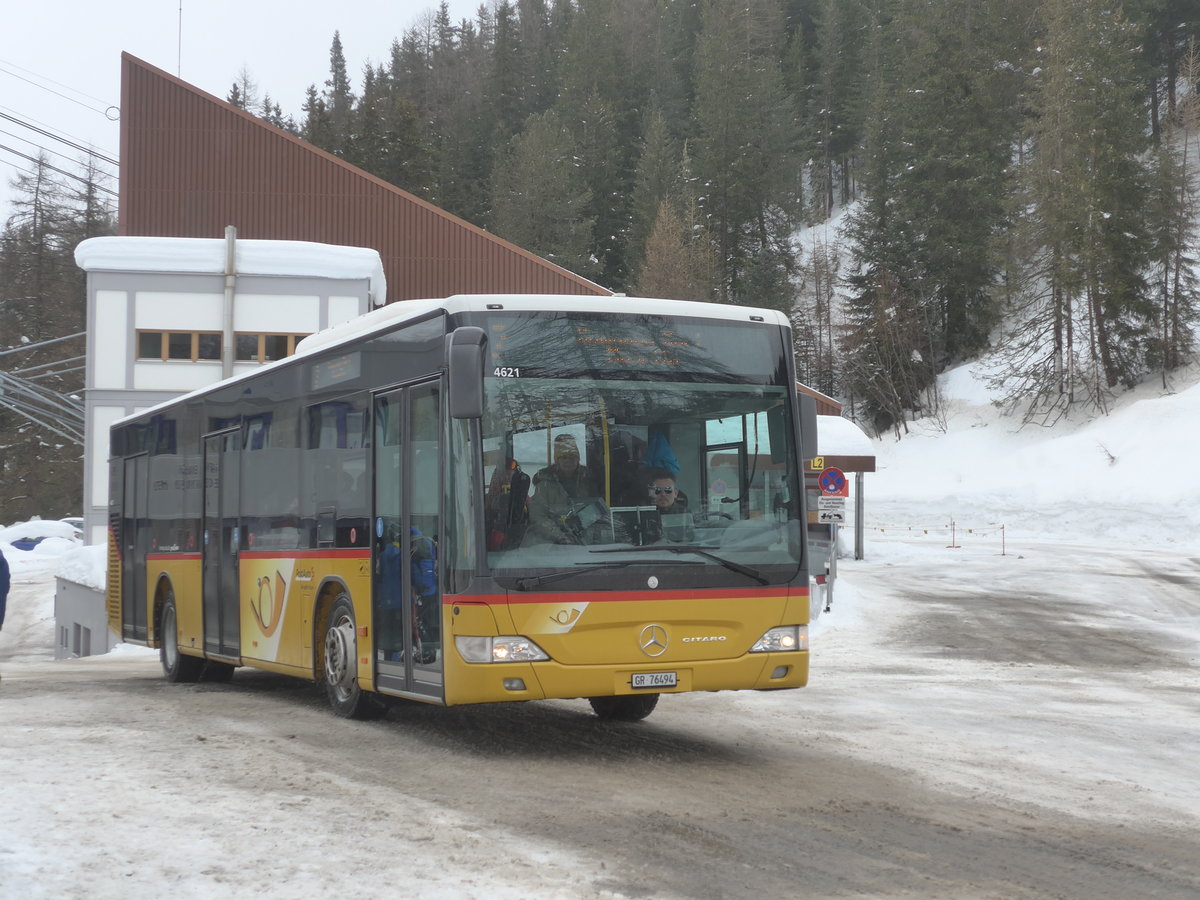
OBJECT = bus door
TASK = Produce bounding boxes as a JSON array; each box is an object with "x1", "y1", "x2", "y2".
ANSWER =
[
  {"x1": 373, "y1": 381, "x2": 443, "y2": 698},
  {"x1": 202, "y1": 429, "x2": 241, "y2": 659},
  {"x1": 120, "y1": 454, "x2": 150, "y2": 641}
]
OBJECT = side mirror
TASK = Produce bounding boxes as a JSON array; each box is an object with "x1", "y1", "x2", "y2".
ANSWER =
[
  {"x1": 798, "y1": 393, "x2": 818, "y2": 463},
  {"x1": 447, "y1": 326, "x2": 487, "y2": 419}
]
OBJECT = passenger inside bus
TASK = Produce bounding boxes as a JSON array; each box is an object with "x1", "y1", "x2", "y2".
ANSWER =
[
  {"x1": 525, "y1": 434, "x2": 596, "y2": 544},
  {"x1": 378, "y1": 525, "x2": 440, "y2": 664},
  {"x1": 643, "y1": 468, "x2": 695, "y2": 543},
  {"x1": 484, "y1": 458, "x2": 530, "y2": 550},
  {"x1": 646, "y1": 468, "x2": 686, "y2": 513}
]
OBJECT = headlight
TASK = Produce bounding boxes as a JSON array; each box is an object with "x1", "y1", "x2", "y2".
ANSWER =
[
  {"x1": 455, "y1": 635, "x2": 550, "y2": 663},
  {"x1": 750, "y1": 625, "x2": 807, "y2": 653}
]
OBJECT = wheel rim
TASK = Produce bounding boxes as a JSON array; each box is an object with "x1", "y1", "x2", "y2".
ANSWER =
[
  {"x1": 163, "y1": 601, "x2": 178, "y2": 669},
  {"x1": 324, "y1": 614, "x2": 358, "y2": 702}
]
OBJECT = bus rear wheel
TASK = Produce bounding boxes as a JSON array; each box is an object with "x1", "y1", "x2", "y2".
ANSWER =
[
  {"x1": 323, "y1": 593, "x2": 386, "y2": 719},
  {"x1": 161, "y1": 591, "x2": 203, "y2": 683},
  {"x1": 588, "y1": 693, "x2": 660, "y2": 722}
]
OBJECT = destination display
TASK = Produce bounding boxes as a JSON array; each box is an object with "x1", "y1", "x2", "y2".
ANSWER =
[{"x1": 478, "y1": 312, "x2": 785, "y2": 382}]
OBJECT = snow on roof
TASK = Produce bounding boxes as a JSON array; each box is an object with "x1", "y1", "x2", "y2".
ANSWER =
[
  {"x1": 74, "y1": 236, "x2": 387, "y2": 304},
  {"x1": 818, "y1": 414, "x2": 874, "y2": 457}
]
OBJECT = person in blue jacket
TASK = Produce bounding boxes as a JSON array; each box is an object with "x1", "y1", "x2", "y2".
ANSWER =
[{"x1": 0, "y1": 546, "x2": 9, "y2": 632}]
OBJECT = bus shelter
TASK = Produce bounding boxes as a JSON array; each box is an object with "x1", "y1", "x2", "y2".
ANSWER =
[{"x1": 803, "y1": 414, "x2": 876, "y2": 615}]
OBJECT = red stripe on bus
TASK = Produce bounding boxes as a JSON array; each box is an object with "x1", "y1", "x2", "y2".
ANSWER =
[
  {"x1": 146, "y1": 552, "x2": 202, "y2": 561},
  {"x1": 448, "y1": 587, "x2": 799, "y2": 605}
]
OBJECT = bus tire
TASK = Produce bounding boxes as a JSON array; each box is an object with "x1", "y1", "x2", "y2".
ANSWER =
[
  {"x1": 161, "y1": 590, "x2": 203, "y2": 683},
  {"x1": 323, "y1": 593, "x2": 386, "y2": 719},
  {"x1": 588, "y1": 693, "x2": 660, "y2": 722}
]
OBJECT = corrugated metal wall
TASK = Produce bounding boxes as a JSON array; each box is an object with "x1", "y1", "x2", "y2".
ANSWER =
[{"x1": 118, "y1": 53, "x2": 609, "y2": 301}]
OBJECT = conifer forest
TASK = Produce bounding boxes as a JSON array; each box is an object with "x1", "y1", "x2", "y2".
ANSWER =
[{"x1": 3, "y1": 0, "x2": 1200, "y2": 516}]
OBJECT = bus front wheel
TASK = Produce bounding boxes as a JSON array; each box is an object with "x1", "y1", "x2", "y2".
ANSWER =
[
  {"x1": 323, "y1": 593, "x2": 386, "y2": 719},
  {"x1": 161, "y1": 590, "x2": 204, "y2": 683},
  {"x1": 588, "y1": 693, "x2": 660, "y2": 722}
]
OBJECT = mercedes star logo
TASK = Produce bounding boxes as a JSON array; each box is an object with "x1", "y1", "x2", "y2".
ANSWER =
[{"x1": 639, "y1": 624, "x2": 668, "y2": 657}]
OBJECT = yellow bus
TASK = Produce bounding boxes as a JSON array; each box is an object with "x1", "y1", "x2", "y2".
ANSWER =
[{"x1": 108, "y1": 295, "x2": 818, "y2": 720}]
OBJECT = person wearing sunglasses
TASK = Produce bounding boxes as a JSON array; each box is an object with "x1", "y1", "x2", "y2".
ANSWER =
[{"x1": 646, "y1": 469, "x2": 686, "y2": 514}]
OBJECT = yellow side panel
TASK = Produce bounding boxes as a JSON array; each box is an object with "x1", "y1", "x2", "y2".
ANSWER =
[
  {"x1": 146, "y1": 557, "x2": 203, "y2": 651},
  {"x1": 238, "y1": 554, "x2": 371, "y2": 673}
]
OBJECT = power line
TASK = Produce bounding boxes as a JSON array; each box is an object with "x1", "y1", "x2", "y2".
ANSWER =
[
  {"x1": 0, "y1": 101, "x2": 118, "y2": 161},
  {"x1": 0, "y1": 143, "x2": 118, "y2": 197},
  {"x1": 0, "y1": 127, "x2": 120, "y2": 184},
  {"x1": 0, "y1": 111, "x2": 119, "y2": 168},
  {"x1": 0, "y1": 60, "x2": 113, "y2": 118}
]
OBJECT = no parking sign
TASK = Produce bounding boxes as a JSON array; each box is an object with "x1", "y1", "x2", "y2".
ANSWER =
[
  {"x1": 817, "y1": 466, "x2": 847, "y2": 524},
  {"x1": 818, "y1": 466, "x2": 848, "y2": 497}
]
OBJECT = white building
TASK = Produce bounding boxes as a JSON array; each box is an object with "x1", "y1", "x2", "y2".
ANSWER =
[{"x1": 75, "y1": 234, "x2": 387, "y2": 546}]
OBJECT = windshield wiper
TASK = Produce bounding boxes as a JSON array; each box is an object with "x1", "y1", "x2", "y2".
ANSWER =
[
  {"x1": 591, "y1": 544, "x2": 769, "y2": 585},
  {"x1": 514, "y1": 562, "x2": 639, "y2": 591}
]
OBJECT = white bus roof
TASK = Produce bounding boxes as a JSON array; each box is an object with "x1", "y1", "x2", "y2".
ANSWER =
[
  {"x1": 115, "y1": 295, "x2": 790, "y2": 428},
  {"x1": 294, "y1": 294, "x2": 790, "y2": 357}
]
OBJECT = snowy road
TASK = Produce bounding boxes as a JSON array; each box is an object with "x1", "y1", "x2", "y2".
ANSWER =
[{"x1": 2, "y1": 532, "x2": 1199, "y2": 899}]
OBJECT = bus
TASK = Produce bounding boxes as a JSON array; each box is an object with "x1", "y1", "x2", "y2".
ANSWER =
[{"x1": 107, "y1": 294, "x2": 819, "y2": 721}]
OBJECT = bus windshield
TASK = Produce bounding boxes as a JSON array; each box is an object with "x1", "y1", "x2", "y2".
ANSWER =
[{"x1": 475, "y1": 311, "x2": 803, "y2": 591}]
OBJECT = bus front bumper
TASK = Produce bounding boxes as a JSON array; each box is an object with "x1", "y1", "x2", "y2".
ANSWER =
[{"x1": 444, "y1": 651, "x2": 808, "y2": 706}]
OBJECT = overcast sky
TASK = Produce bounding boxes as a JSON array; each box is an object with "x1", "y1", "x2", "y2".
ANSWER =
[{"x1": 0, "y1": 0, "x2": 485, "y2": 220}]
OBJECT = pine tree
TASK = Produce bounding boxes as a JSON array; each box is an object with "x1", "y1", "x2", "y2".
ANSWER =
[
  {"x1": 807, "y1": 0, "x2": 868, "y2": 220},
  {"x1": 324, "y1": 31, "x2": 355, "y2": 156},
  {"x1": 626, "y1": 106, "x2": 683, "y2": 277},
  {"x1": 430, "y1": 15, "x2": 491, "y2": 222},
  {"x1": 259, "y1": 94, "x2": 297, "y2": 134},
  {"x1": 0, "y1": 154, "x2": 114, "y2": 519},
  {"x1": 485, "y1": 2, "x2": 526, "y2": 151},
  {"x1": 489, "y1": 110, "x2": 597, "y2": 280},
  {"x1": 300, "y1": 85, "x2": 336, "y2": 153},
  {"x1": 841, "y1": 0, "x2": 1038, "y2": 430},
  {"x1": 1145, "y1": 41, "x2": 1200, "y2": 382},
  {"x1": 839, "y1": 6, "x2": 934, "y2": 433},
  {"x1": 573, "y1": 91, "x2": 626, "y2": 287},
  {"x1": 634, "y1": 199, "x2": 717, "y2": 303},
  {"x1": 794, "y1": 233, "x2": 841, "y2": 397},
  {"x1": 1013, "y1": 0, "x2": 1156, "y2": 414},
  {"x1": 691, "y1": 0, "x2": 801, "y2": 305},
  {"x1": 226, "y1": 67, "x2": 259, "y2": 111}
]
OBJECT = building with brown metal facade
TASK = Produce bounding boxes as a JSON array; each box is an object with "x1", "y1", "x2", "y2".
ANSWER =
[{"x1": 118, "y1": 53, "x2": 608, "y2": 301}]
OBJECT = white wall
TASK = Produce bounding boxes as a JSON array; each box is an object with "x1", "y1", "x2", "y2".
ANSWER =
[
  {"x1": 92, "y1": 291, "x2": 128, "y2": 390},
  {"x1": 329, "y1": 295, "x2": 361, "y2": 326},
  {"x1": 134, "y1": 292, "x2": 224, "y2": 330},
  {"x1": 132, "y1": 361, "x2": 223, "y2": 391},
  {"x1": 234, "y1": 294, "x2": 320, "y2": 333}
]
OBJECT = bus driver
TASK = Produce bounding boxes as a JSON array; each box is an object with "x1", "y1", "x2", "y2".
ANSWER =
[{"x1": 526, "y1": 433, "x2": 593, "y2": 543}]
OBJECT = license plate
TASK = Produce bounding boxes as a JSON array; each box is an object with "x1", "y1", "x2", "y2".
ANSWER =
[{"x1": 632, "y1": 671, "x2": 677, "y2": 689}]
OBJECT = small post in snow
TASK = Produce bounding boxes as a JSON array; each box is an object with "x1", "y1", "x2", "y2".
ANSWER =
[{"x1": 946, "y1": 518, "x2": 961, "y2": 549}]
